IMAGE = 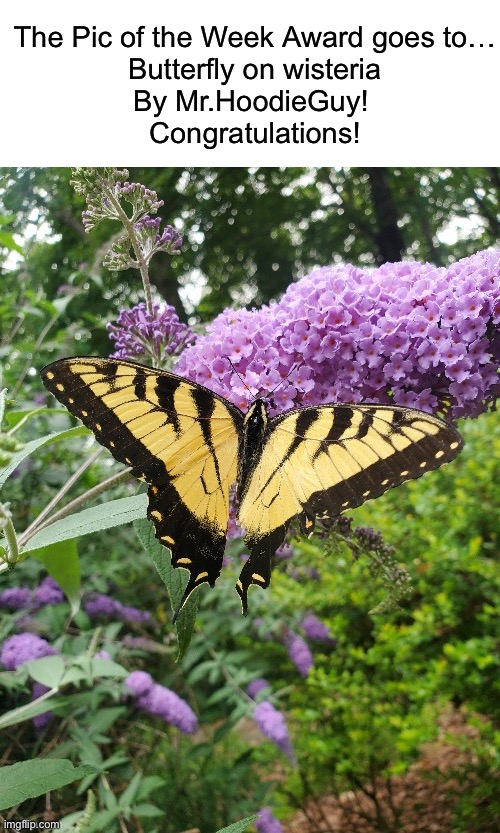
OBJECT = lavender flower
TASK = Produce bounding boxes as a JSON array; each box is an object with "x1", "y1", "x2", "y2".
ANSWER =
[
  {"x1": 31, "y1": 682, "x2": 53, "y2": 732},
  {"x1": 274, "y1": 543, "x2": 294, "y2": 561},
  {"x1": 125, "y1": 670, "x2": 154, "y2": 696},
  {"x1": 84, "y1": 593, "x2": 153, "y2": 626},
  {"x1": 33, "y1": 576, "x2": 64, "y2": 607},
  {"x1": 283, "y1": 630, "x2": 313, "y2": 678},
  {"x1": 107, "y1": 302, "x2": 194, "y2": 364},
  {"x1": 0, "y1": 633, "x2": 58, "y2": 671},
  {"x1": 134, "y1": 215, "x2": 183, "y2": 254},
  {"x1": 247, "y1": 678, "x2": 271, "y2": 699},
  {"x1": 253, "y1": 701, "x2": 295, "y2": 764},
  {"x1": 125, "y1": 671, "x2": 198, "y2": 733},
  {"x1": 175, "y1": 251, "x2": 500, "y2": 419},
  {"x1": 84, "y1": 594, "x2": 118, "y2": 618},
  {"x1": 256, "y1": 808, "x2": 284, "y2": 833},
  {"x1": 300, "y1": 614, "x2": 337, "y2": 647},
  {"x1": 73, "y1": 169, "x2": 163, "y2": 234},
  {"x1": 121, "y1": 635, "x2": 157, "y2": 652},
  {"x1": 0, "y1": 587, "x2": 32, "y2": 610}
]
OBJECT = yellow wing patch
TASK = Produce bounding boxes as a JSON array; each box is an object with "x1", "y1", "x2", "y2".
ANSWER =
[
  {"x1": 41, "y1": 357, "x2": 243, "y2": 612},
  {"x1": 239, "y1": 404, "x2": 461, "y2": 540}
]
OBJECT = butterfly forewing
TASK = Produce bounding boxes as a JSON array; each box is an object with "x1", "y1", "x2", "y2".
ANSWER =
[{"x1": 41, "y1": 358, "x2": 242, "y2": 608}]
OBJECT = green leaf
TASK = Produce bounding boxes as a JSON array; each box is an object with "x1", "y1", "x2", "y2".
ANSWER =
[
  {"x1": 23, "y1": 495, "x2": 148, "y2": 553},
  {"x1": 134, "y1": 518, "x2": 198, "y2": 660},
  {"x1": 215, "y1": 815, "x2": 259, "y2": 833},
  {"x1": 89, "y1": 657, "x2": 128, "y2": 679},
  {"x1": 32, "y1": 539, "x2": 81, "y2": 617},
  {"x1": 0, "y1": 694, "x2": 72, "y2": 730},
  {"x1": 0, "y1": 229, "x2": 23, "y2": 253},
  {"x1": 25, "y1": 655, "x2": 65, "y2": 688},
  {"x1": 133, "y1": 803, "x2": 165, "y2": 818},
  {"x1": 0, "y1": 425, "x2": 89, "y2": 488},
  {"x1": 0, "y1": 759, "x2": 96, "y2": 810}
]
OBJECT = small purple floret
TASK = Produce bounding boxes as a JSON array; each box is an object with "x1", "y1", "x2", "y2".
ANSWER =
[
  {"x1": 247, "y1": 678, "x2": 270, "y2": 699},
  {"x1": 300, "y1": 614, "x2": 337, "y2": 647},
  {"x1": 256, "y1": 808, "x2": 284, "y2": 833},
  {"x1": 283, "y1": 630, "x2": 314, "y2": 678},
  {"x1": 33, "y1": 576, "x2": 64, "y2": 607},
  {"x1": 253, "y1": 701, "x2": 295, "y2": 764}
]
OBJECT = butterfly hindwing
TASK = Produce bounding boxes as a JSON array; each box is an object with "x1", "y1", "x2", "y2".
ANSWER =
[
  {"x1": 41, "y1": 358, "x2": 242, "y2": 609},
  {"x1": 236, "y1": 403, "x2": 463, "y2": 610}
]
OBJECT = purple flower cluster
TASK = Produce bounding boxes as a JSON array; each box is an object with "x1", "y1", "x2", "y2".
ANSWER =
[
  {"x1": 107, "y1": 302, "x2": 194, "y2": 363},
  {"x1": 125, "y1": 670, "x2": 198, "y2": 733},
  {"x1": 33, "y1": 576, "x2": 65, "y2": 607},
  {"x1": 0, "y1": 634, "x2": 58, "y2": 732},
  {"x1": 253, "y1": 700, "x2": 295, "y2": 764},
  {"x1": 84, "y1": 593, "x2": 153, "y2": 626},
  {"x1": 175, "y1": 251, "x2": 499, "y2": 419},
  {"x1": 256, "y1": 808, "x2": 284, "y2": 833},
  {"x1": 274, "y1": 543, "x2": 295, "y2": 561},
  {"x1": 134, "y1": 215, "x2": 183, "y2": 254},
  {"x1": 0, "y1": 587, "x2": 32, "y2": 610},
  {"x1": 247, "y1": 678, "x2": 271, "y2": 699},
  {"x1": 0, "y1": 577, "x2": 64, "y2": 612},
  {"x1": 31, "y1": 681, "x2": 53, "y2": 732},
  {"x1": 300, "y1": 614, "x2": 337, "y2": 647},
  {"x1": 283, "y1": 630, "x2": 313, "y2": 678},
  {"x1": 80, "y1": 175, "x2": 164, "y2": 234},
  {"x1": 0, "y1": 632, "x2": 58, "y2": 670}
]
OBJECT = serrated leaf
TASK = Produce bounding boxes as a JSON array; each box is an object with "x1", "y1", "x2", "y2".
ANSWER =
[
  {"x1": 0, "y1": 425, "x2": 89, "y2": 488},
  {"x1": 23, "y1": 495, "x2": 147, "y2": 552},
  {"x1": 32, "y1": 539, "x2": 81, "y2": 617},
  {"x1": 215, "y1": 815, "x2": 259, "y2": 833},
  {"x1": 25, "y1": 655, "x2": 65, "y2": 688},
  {"x1": 0, "y1": 759, "x2": 96, "y2": 810},
  {"x1": 134, "y1": 518, "x2": 198, "y2": 660}
]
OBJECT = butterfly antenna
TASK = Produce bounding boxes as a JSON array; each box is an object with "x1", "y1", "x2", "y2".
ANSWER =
[
  {"x1": 225, "y1": 356, "x2": 251, "y2": 391},
  {"x1": 267, "y1": 363, "x2": 297, "y2": 397}
]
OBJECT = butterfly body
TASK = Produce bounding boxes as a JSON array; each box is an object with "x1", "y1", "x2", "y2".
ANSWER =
[{"x1": 41, "y1": 357, "x2": 464, "y2": 616}]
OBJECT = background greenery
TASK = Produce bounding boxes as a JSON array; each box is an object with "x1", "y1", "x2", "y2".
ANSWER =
[{"x1": 0, "y1": 168, "x2": 498, "y2": 832}]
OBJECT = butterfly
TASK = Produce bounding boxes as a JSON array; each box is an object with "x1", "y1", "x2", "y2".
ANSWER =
[{"x1": 41, "y1": 357, "x2": 463, "y2": 616}]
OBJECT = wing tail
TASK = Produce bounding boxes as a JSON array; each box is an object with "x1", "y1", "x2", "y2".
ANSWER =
[
  {"x1": 148, "y1": 484, "x2": 226, "y2": 618},
  {"x1": 236, "y1": 525, "x2": 288, "y2": 615}
]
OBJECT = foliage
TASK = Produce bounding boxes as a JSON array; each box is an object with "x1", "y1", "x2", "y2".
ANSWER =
[{"x1": 1, "y1": 168, "x2": 499, "y2": 330}]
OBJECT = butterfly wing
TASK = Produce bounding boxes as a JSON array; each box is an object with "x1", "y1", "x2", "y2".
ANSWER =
[
  {"x1": 41, "y1": 358, "x2": 243, "y2": 609},
  {"x1": 236, "y1": 403, "x2": 463, "y2": 611}
]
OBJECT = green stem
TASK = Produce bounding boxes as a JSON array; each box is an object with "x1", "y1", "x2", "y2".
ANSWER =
[
  {"x1": 0, "y1": 686, "x2": 60, "y2": 730},
  {"x1": 19, "y1": 466, "x2": 132, "y2": 547},
  {"x1": 18, "y1": 448, "x2": 103, "y2": 546},
  {"x1": 103, "y1": 188, "x2": 154, "y2": 311}
]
